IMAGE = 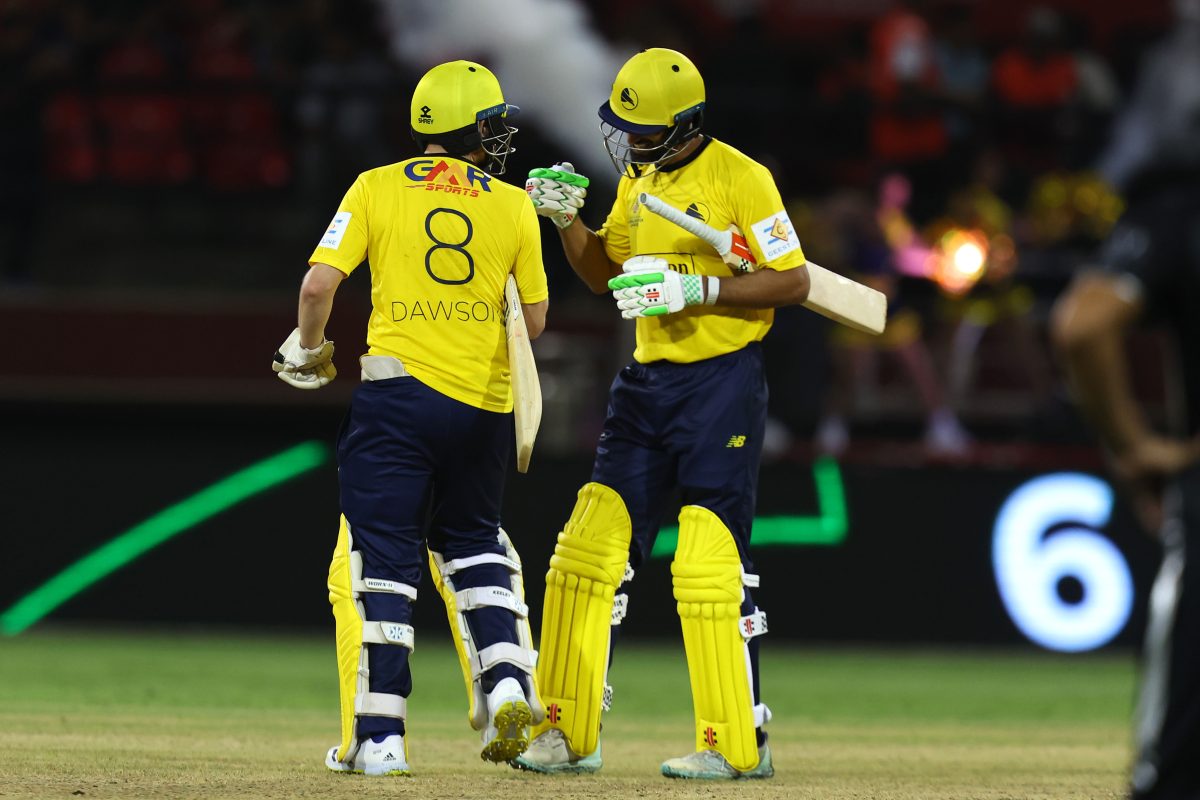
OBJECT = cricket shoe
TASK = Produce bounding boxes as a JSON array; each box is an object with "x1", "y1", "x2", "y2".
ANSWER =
[
  {"x1": 480, "y1": 677, "x2": 533, "y2": 763},
  {"x1": 660, "y1": 743, "x2": 774, "y2": 780},
  {"x1": 325, "y1": 733, "x2": 411, "y2": 776},
  {"x1": 510, "y1": 728, "x2": 603, "y2": 774}
]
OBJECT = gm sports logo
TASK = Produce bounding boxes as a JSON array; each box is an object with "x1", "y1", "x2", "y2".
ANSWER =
[
  {"x1": 404, "y1": 159, "x2": 493, "y2": 197},
  {"x1": 752, "y1": 210, "x2": 800, "y2": 261}
]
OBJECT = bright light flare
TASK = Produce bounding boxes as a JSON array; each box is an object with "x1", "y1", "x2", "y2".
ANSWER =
[
  {"x1": 935, "y1": 228, "x2": 989, "y2": 295},
  {"x1": 952, "y1": 240, "x2": 986, "y2": 278}
]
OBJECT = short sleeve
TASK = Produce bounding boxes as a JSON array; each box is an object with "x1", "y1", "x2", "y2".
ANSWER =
[
  {"x1": 596, "y1": 181, "x2": 632, "y2": 265},
  {"x1": 513, "y1": 199, "x2": 549, "y2": 303},
  {"x1": 309, "y1": 176, "x2": 369, "y2": 274},
  {"x1": 730, "y1": 164, "x2": 806, "y2": 272}
]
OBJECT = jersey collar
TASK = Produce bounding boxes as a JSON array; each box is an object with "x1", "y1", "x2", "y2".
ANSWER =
[{"x1": 657, "y1": 135, "x2": 711, "y2": 174}]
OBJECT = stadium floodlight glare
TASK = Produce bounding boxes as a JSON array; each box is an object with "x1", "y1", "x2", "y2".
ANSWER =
[
  {"x1": 0, "y1": 441, "x2": 329, "y2": 636},
  {"x1": 651, "y1": 456, "x2": 848, "y2": 558}
]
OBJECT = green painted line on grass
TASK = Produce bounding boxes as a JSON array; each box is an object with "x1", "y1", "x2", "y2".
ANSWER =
[
  {"x1": 0, "y1": 441, "x2": 329, "y2": 636},
  {"x1": 650, "y1": 456, "x2": 848, "y2": 558}
]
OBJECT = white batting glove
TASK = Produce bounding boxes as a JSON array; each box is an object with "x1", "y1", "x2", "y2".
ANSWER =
[
  {"x1": 607, "y1": 256, "x2": 720, "y2": 320},
  {"x1": 526, "y1": 162, "x2": 589, "y2": 230},
  {"x1": 272, "y1": 327, "x2": 336, "y2": 390}
]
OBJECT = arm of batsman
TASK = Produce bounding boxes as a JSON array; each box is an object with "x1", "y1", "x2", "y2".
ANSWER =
[
  {"x1": 526, "y1": 162, "x2": 589, "y2": 230},
  {"x1": 607, "y1": 255, "x2": 716, "y2": 319},
  {"x1": 272, "y1": 327, "x2": 336, "y2": 389}
]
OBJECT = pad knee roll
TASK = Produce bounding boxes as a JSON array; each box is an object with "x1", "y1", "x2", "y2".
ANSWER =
[
  {"x1": 534, "y1": 482, "x2": 632, "y2": 757},
  {"x1": 328, "y1": 516, "x2": 417, "y2": 764},
  {"x1": 672, "y1": 505, "x2": 764, "y2": 772}
]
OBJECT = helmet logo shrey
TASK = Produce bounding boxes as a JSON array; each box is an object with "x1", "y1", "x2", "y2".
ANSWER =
[
  {"x1": 418, "y1": 105, "x2": 433, "y2": 125},
  {"x1": 619, "y1": 87, "x2": 639, "y2": 110}
]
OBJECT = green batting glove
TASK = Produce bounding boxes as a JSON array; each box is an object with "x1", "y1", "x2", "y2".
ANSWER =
[
  {"x1": 608, "y1": 256, "x2": 720, "y2": 319},
  {"x1": 528, "y1": 167, "x2": 590, "y2": 188},
  {"x1": 526, "y1": 162, "x2": 589, "y2": 229}
]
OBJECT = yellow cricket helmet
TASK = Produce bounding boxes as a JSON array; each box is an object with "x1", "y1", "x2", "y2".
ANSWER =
[
  {"x1": 598, "y1": 48, "x2": 705, "y2": 176},
  {"x1": 410, "y1": 60, "x2": 519, "y2": 174}
]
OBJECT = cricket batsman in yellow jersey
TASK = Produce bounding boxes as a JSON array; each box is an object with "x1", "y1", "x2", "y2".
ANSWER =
[
  {"x1": 514, "y1": 48, "x2": 811, "y2": 780},
  {"x1": 271, "y1": 61, "x2": 550, "y2": 776}
]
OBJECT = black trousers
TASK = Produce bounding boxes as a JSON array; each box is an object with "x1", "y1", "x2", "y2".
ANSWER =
[{"x1": 1132, "y1": 466, "x2": 1200, "y2": 800}]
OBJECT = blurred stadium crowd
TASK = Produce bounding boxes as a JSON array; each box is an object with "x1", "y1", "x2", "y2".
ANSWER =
[{"x1": 0, "y1": 0, "x2": 1182, "y2": 459}]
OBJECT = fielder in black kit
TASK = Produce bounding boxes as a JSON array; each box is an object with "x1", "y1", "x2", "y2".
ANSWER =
[{"x1": 1052, "y1": 12, "x2": 1200, "y2": 796}]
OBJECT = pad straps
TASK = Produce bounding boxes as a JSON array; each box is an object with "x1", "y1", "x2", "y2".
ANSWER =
[
  {"x1": 454, "y1": 586, "x2": 529, "y2": 617},
  {"x1": 356, "y1": 692, "x2": 408, "y2": 720},
  {"x1": 611, "y1": 593, "x2": 629, "y2": 625},
  {"x1": 351, "y1": 551, "x2": 419, "y2": 600},
  {"x1": 361, "y1": 621, "x2": 416, "y2": 650},
  {"x1": 474, "y1": 641, "x2": 537, "y2": 677},
  {"x1": 443, "y1": 553, "x2": 521, "y2": 575},
  {"x1": 740, "y1": 609, "x2": 768, "y2": 640}
]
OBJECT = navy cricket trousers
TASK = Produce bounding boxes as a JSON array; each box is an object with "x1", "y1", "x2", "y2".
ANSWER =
[
  {"x1": 337, "y1": 376, "x2": 521, "y2": 738},
  {"x1": 591, "y1": 343, "x2": 769, "y2": 721},
  {"x1": 591, "y1": 342, "x2": 768, "y2": 571}
]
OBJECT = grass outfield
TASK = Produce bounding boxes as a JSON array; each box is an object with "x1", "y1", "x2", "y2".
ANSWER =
[{"x1": 0, "y1": 630, "x2": 1136, "y2": 799}]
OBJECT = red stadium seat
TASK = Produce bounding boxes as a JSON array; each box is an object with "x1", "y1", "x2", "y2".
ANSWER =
[{"x1": 43, "y1": 92, "x2": 99, "y2": 183}]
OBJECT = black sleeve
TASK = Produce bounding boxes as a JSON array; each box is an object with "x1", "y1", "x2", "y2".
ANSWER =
[{"x1": 1096, "y1": 194, "x2": 1185, "y2": 320}]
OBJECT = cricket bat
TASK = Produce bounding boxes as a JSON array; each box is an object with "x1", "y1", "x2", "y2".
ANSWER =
[
  {"x1": 638, "y1": 192, "x2": 887, "y2": 335},
  {"x1": 505, "y1": 275, "x2": 542, "y2": 473}
]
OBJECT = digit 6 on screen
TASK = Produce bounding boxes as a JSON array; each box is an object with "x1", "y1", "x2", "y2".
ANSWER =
[{"x1": 991, "y1": 473, "x2": 1133, "y2": 653}]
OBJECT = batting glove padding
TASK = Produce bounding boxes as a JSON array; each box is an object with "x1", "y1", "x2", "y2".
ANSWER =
[
  {"x1": 273, "y1": 327, "x2": 336, "y2": 389},
  {"x1": 527, "y1": 162, "x2": 589, "y2": 230},
  {"x1": 608, "y1": 256, "x2": 719, "y2": 319}
]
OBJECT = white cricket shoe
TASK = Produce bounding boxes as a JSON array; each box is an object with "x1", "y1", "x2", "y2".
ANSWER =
[
  {"x1": 661, "y1": 743, "x2": 774, "y2": 780},
  {"x1": 510, "y1": 728, "x2": 603, "y2": 774},
  {"x1": 325, "y1": 733, "x2": 411, "y2": 776},
  {"x1": 480, "y1": 677, "x2": 533, "y2": 763}
]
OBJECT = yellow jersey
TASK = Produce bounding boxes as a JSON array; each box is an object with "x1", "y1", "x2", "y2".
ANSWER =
[
  {"x1": 309, "y1": 156, "x2": 548, "y2": 413},
  {"x1": 596, "y1": 137, "x2": 805, "y2": 364}
]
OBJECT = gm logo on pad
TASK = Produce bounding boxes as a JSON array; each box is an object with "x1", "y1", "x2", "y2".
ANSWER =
[{"x1": 619, "y1": 87, "x2": 638, "y2": 110}]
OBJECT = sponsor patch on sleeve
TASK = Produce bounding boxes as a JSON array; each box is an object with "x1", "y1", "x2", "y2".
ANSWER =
[
  {"x1": 751, "y1": 210, "x2": 800, "y2": 262},
  {"x1": 319, "y1": 212, "x2": 352, "y2": 250}
]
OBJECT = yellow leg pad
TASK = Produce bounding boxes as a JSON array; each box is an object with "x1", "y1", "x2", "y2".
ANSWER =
[
  {"x1": 672, "y1": 505, "x2": 759, "y2": 773},
  {"x1": 328, "y1": 515, "x2": 363, "y2": 763},
  {"x1": 532, "y1": 482, "x2": 632, "y2": 757},
  {"x1": 426, "y1": 547, "x2": 479, "y2": 728}
]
